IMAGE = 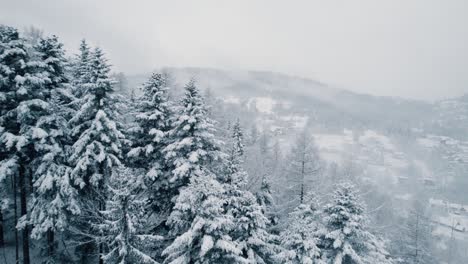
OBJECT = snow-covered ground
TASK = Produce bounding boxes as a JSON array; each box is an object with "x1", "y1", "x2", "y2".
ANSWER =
[
  {"x1": 429, "y1": 198, "x2": 468, "y2": 241},
  {"x1": 313, "y1": 129, "x2": 409, "y2": 183}
]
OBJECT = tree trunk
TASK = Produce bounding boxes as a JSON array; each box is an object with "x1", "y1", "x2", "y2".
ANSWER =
[
  {"x1": 12, "y1": 173, "x2": 19, "y2": 264},
  {"x1": 19, "y1": 164, "x2": 30, "y2": 264},
  {"x1": 0, "y1": 210, "x2": 3, "y2": 247},
  {"x1": 98, "y1": 165, "x2": 108, "y2": 264},
  {"x1": 98, "y1": 200, "x2": 105, "y2": 264},
  {"x1": 47, "y1": 230, "x2": 54, "y2": 259},
  {"x1": 300, "y1": 160, "x2": 305, "y2": 204}
]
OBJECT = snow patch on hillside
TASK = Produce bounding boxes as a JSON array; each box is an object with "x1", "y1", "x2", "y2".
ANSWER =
[
  {"x1": 253, "y1": 97, "x2": 276, "y2": 114},
  {"x1": 223, "y1": 96, "x2": 241, "y2": 104}
]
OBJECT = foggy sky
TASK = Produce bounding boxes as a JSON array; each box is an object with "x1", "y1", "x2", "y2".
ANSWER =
[{"x1": 1, "y1": 0, "x2": 468, "y2": 101}]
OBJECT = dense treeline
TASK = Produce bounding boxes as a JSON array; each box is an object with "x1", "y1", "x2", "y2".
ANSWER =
[{"x1": 0, "y1": 25, "x2": 395, "y2": 264}]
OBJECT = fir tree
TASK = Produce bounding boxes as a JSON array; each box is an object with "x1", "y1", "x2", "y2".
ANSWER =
[
  {"x1": 256, "y1": 177, "x2": 278, "y2": 232},
  {"x1": 227, "y1": 187, "x2": 277, "y2": 264},
  {"x1": 71, "y1": 39, "x2": 91, "y2": 98},
  {"x1": 162, "y1": 80, "x2": 222, "y2": 206},
  {"x1": 322, "y1": 182, "x2": 393, "y2": 264},
  {"x1": 127, "y1": 72, "x2": 173, "y2": 259},
  {"x1": 100, "y1": 167, "x2": 162, "y2": 264},
  {"x1": 223, "y1": 121, "x2": 278, "y2": 263},
  {"x1": 68, "y1": 47, "x2": 124, "y2": 263},
  {"x1": 25, "y1": 35, "x2": 79, "y2": 261},
  {"x1": 224, "y1": 119, "x2": 245, "y2": 182},
  {"x1": 277, "y1": 202, "x2": 324, "y2": 264},
  {"x1": 128, "y1": 72, "x2": 171, "y2": 185},
  {"x1": 231, "y1": 119, "x2": 244, "y2": 157},
  {"x1": 0, "y1": 24, "x2": 61, "y2": 264},
  {"x1": 69, "y1": 47, "x2": 123, "y2": 190},
  {"x1": 163, "y1": 173, "x2": 244, "y2": 264},
  {"x1": 0, "y1": 24, "x2": 30, "y2": 264}
]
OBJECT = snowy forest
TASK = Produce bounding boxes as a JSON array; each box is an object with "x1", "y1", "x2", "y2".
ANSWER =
[{"x1": 1, "y1": 21, "x2": 468, "y2": 264}]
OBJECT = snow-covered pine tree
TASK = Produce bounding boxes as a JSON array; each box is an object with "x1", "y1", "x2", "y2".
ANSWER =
[
  {"x1": 231, "y1": 119, "x2": 244, "y2": 157},
  {"x1": 99, "y1": 167, "x2": 162, "y2": 264},
  {"x1": 255, "y1": 177, "x2": 279, "y2": 233},
  {"x1": 224, "y1": 118, "x2": 244, "y2": 182},
  {"x1": 69, "y1": 47, "x2": 123, "y2": 189},
  {"x1": 162, "y1": 79, "x2": 222, "y2": 206},
  {"x1": 229, "y1": 191, "x2": 278, "y2": 264},
  {"x1": 0, "y1": 24, "x2": 63, "y2": 264},
  {"x1": 223, "y1": 120, "x2": 278, "y2": 263},
  {"x1": 277, "y1": 202, "x2": 325, "y2": 264},
  {"x1": 163, "y1": 172, "x2": 244, "y2": 264},
  {"x1": 0, "y1": 24, "x2": 31, "y2": 264},
  {"x1": 128, "y1": 72, "x2": 171, "y2": 193},
  {"x1": 71, "y1": 39, "x2": 91, "y2": 99},
  {"x1": 126, "y1": 72, "x2": 173, "y2": 260},
  {"x1": 25, "y1": 35, "x2": 79, "y2": 261},
  {"x1": 322, "y1": 182, "x2": 393, "y2": 264},
  {"x1": 68, "y1": 47, "x2": 124, "y2": 263}
]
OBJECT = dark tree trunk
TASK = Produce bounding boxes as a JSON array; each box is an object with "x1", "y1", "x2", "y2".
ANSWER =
[
  {"x1": 98, "y1": 165, "x2": 108, "y2": 264},
  {"x1": 0, "y1": 210, "x2": 3, "y2": 247},
  {"x1": 98, "y1": 200, "x2": 105, "y2": 264},
  {"x1": 47, "y1": 230, "x2": 54, "y2": 258},
  {"x1": 99, "y1": 244, "x2": 104, "y2": 264},
  {"x1": 12, "y1": 173, "x2": 19, "y2": 264},
  {"x1": 300, "y1": 160, "x2": 305, "y2": 204},
  {"x1": 19, "y1": 165, "x2": 30, "y2": 264}
]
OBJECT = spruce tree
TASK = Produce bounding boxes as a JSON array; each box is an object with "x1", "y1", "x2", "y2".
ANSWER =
[
  {"x1": 69, "y1": 47, "x2": 123, "y2": 189},
  {"x1": 223, "y1": 120, "x2": 278, "y2": 263},
  {"x1": 277, "y1": 202, "x2": 324, "y2": 264},
  {"x1": 128, "y1": 72, "x2": 171, "y2": 197},
  {"x1": 127, "y1": 72, "x2": 173, "y2": 260},
  {"x1": 256, "y1": 177, "x2": 279, "y2": 232},
  {"x1": 71, "y1": 39, "x2": 91, "y2": 99},
  {"x1": 231, "y1": 119, "x2": 244, "y2": 157},
  {"x1": 0, "y1": 24, "x2": 31, "y2": 264},
  {"x1": 0, "y1": 24, "x2": 61, "y2": 264},
  {"x1": 100, "y1": 167, "x2": 162, "y2": 264},
  {"x1": 162, "y1": 80, "x2": 222, "y2": 206},
  {"x1": 322, "y1": 182, "x2": 393, "y2": 264},
  {"x1": 162, "y1": 173, "x2": 243, "y2": 264},
  {"x1": 25, "y1": 35, "x2": 79, "y2": 261},
  {"x1": 68, "y1": 47, "x2": 124, "y2": 263}
]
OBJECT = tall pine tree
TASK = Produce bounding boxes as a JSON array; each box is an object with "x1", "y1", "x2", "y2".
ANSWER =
[
  {"x1": 223, "y1": 120, "x2": 278, "y2": 263},
  {"x1": 277, "y1": 202, "x2": 325, "y2": 264},
  {"x1": 128, "y1": 72, "x2": 172, "y2": 212},
  {"x1": 68, "y1": 47, "x2": 124, "y2": 263},
  {"x1": 71, "y1": 39, "x2": 91, "y2": 99},
  {"x1": 0, "y1": 24, "x2": 59, "y2": 264},
  {"x1": 162, "y1": 80, "x2": 222, "y2": 208},
  {"x1": 322, "y1": 182, "x2": 393, "y2": 264},
  {"x1": 99, "y1": 167, "x2": 162, "y2": 264},
  {"x1": 0, "y1": 25, "x2": 28, "y2": 259},
  {"x1": 163, "y1": 173, "x2": 243, "y2": 264},
  {"x1": 25, "y1": 35, "x2": 79, "y2": 261}
]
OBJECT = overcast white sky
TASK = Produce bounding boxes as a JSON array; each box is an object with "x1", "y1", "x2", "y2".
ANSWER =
[{"x1": 2, "y1": 0, "x2": 468, "y2": 101}]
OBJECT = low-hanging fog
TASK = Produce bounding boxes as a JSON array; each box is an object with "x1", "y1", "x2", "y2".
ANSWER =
[{"x1": 2, "y1": 0, "x2": 468, "y2": 100}]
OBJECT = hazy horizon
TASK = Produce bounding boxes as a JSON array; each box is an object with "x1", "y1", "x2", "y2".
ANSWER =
[{"x1": 2, "y1": 0, "x2": 468, "y2": 101}]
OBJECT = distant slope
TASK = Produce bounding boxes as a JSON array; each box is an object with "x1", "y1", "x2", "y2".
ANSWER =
[{"x1": 127, "y1": 67, "x2": 436, "y2": 132}]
